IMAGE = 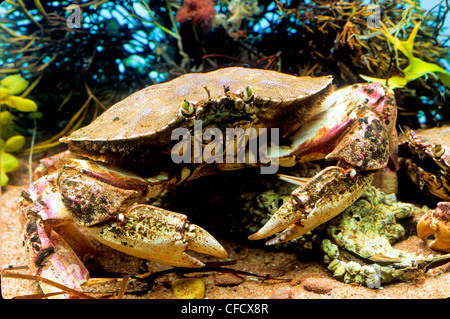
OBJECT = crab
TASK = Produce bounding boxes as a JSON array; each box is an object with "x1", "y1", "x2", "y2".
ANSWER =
[
  {"x1": 400, "y1": 126, "x2": 450, "y2": 201},
  {"x1": 400, "y1": 126, "x2": 450, "y2": 253},
  {"x1": 417, "y1": 202, "x2": 450, "y2": 252},
  {"x1": 20, "y1": 67, "x2": 398, "y2": 297}
]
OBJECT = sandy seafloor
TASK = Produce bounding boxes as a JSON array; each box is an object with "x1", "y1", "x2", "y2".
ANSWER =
[{"x1": 1, "y1": 153, "x2": 450, "y2": 300}]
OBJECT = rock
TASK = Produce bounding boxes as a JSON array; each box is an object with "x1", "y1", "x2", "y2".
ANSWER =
[
  {"x1": 302, "y1": 277, "x2": 337, "y2": 294},
  {"x1": 214, "y1": 273, "x2": 244, "y2": 286},
  {"x1": 270, "y1": 287, "x2": 292, "y2": 299},
  {"x1": 172, "y1": 278, "x2": 205, "y2": 299}
]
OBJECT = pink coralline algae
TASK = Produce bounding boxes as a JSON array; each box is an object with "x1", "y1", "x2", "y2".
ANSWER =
[{"x1": 175, "y1": 0, "x2": 216, "y2": 30}]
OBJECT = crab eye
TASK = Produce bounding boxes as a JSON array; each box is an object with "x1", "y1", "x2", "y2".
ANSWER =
[
  {"x1": 117, "y1": 213, "x2": 126, "y2": 224},
  {"x1": 242, "y1": 86, "x2": 253, "y2": 102},
  {"x1": 181, "y1": 100, "x2": 195, "y2": 117},
  {"x1": 346, "y1": 168, "x2": 357, "y2": 179},
  {"x1": 434, "y1": 144, "x2": 445, "y2": 158},
  {"x1": 406, "y1": 130, "x2": 412, "y2": 140},
  {"x1": 406, "y1": 130, "x2": 416, "y2": 141}
]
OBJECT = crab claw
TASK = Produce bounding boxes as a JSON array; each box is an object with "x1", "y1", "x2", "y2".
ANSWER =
[
  {"x1": 417, "y1": 202, "x2": 450, "y2": 253},
  {"x1": 22, "y1": 215, "x2": 92, "y2": 298},
  {"x1": 85, "y1": 204, "x2": 228, "y2": 268},
  {"x1": 248, "y1": 166, "x2": 373, "y2": 244}
]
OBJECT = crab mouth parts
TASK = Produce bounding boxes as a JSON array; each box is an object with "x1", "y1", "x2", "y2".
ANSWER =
[
  {"x1": 410, "y1": 154, "x2": 442, "y2": 178},
  {"x1": 400, "y1": 142, "x2": 440, "y2": 180},
  {"x1": 402, "y1": 152, "x2": 450, "y2": 200}
]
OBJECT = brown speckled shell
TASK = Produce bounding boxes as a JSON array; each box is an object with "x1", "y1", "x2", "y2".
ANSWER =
[{"x1": 61, "y1": 67, "x2": 332, "y2": 164}]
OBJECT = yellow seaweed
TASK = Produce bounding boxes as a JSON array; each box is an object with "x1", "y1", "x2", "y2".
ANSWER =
[{"x1": 361, "y1": 22, "x2": 450, "y2": 89}]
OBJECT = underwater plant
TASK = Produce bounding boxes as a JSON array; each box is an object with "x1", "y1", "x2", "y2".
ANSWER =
[
  {"x1": 1, "y1": 134, "x2": 25, "y2": 186},
  {"x1": 0, "y1": 0, "x2": 206, "y2": 153},
  {"x1": 361, "y1": 21, "x2": 450, "y2": 89},
  {"x1": 175, "y1": 0, "x2": 216, "y2": 31},
  {"x1": 0, "y1": 0, "x2": 449, "y2": 149},
  {"x1": 0, "y1": 75, "x2": 37, "y2": 112},
  {"x1": 0, "y1": 74, "x2": 38, "y2": 186}
]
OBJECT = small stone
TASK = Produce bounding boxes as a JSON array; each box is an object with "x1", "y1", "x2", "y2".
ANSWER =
[
  {"x1": 214, "y1": 273, "x2": 244, "y2": 286},
  {"x1": 172, "y1": 278, "x2": 205, "y2": 299},
  {"x1": 302, "y1": 277, "x2": 337, "y2": 294},
  {"x1": 270, "y1": 287, "x2": 292, "y2": 299}
]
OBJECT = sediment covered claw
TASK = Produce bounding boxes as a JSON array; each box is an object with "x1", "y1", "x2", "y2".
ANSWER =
[
  {"x1": 248, "y1": 166, "x2": 374, "y2": 244},
  {"x1": 18, "y1": 70, "x2": 400, "y2": 296},
  {"x1": 21, "y1": 200, "x2": 91, "y2": 298},
  {"x1": 417, "y1": 202, "x2": 450, "y2": 252},
  {"x1": 85, "y1": 204, "x2": 228, "y2": 267}
]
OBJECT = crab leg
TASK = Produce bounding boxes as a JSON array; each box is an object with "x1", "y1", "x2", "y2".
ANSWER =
[
  {"x1": 58, "y1": 160, "x2": 228, "y2": 268},
  {"x1": 403, "y1": 158, "x2": 450, "y2": 200},
  {"x1": 84, "y1": 204, "x2": 228, "y2": 267},
  {"x1": 20, "y1": 157, "x2": 228, "y2": 299},
  {"x1": 249, "y1": 166, "x2": 374, "y2": 244},
  {"x1": 24, "y1": 218, "x2": 91, "y2": 297},
  {"x1": 21, "y1": 175, "x2": 91, "y2": 298},
  {"x1": 249, "y1": 82, "x2": 397, "y2": 245}
]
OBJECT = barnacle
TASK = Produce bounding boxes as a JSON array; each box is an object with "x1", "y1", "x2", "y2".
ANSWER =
[{"x1": 322, "y1": 186, "x2": 429, "y2": 286}]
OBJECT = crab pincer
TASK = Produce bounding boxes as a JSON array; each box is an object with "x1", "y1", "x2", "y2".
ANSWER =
[
  {"x1": 20, "y1": 67, "x2": 398, "y2": 297},
  {"x1": 401, "y1": 126, "x2": 450, "y2": 200},
  {"x1": 248, "y1": 167, "x2": 374, "y2": 244},
  {"x1": 85, "y1": 203, "x2": 228, "y2": 268},
  {"x1": 417, "y1": 202, "x2": 450, "y2": 253},
  {"x1": 249, "y1": 82, "x2": 397, "y2": 245}
]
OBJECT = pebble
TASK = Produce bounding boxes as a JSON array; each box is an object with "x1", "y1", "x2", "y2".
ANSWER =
[
  {"x1": 214, "y1": 273, "x2": 244, "y2": 286},
  {"x1": 302, "y1": 277, "x2": 337, "y2": 294},
  {"x1": 172, "y1": 278, "x2": 205, "y2": 299},
  {"x1": 270, "y1": 287, "x2": 292, "y2": 299}
]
